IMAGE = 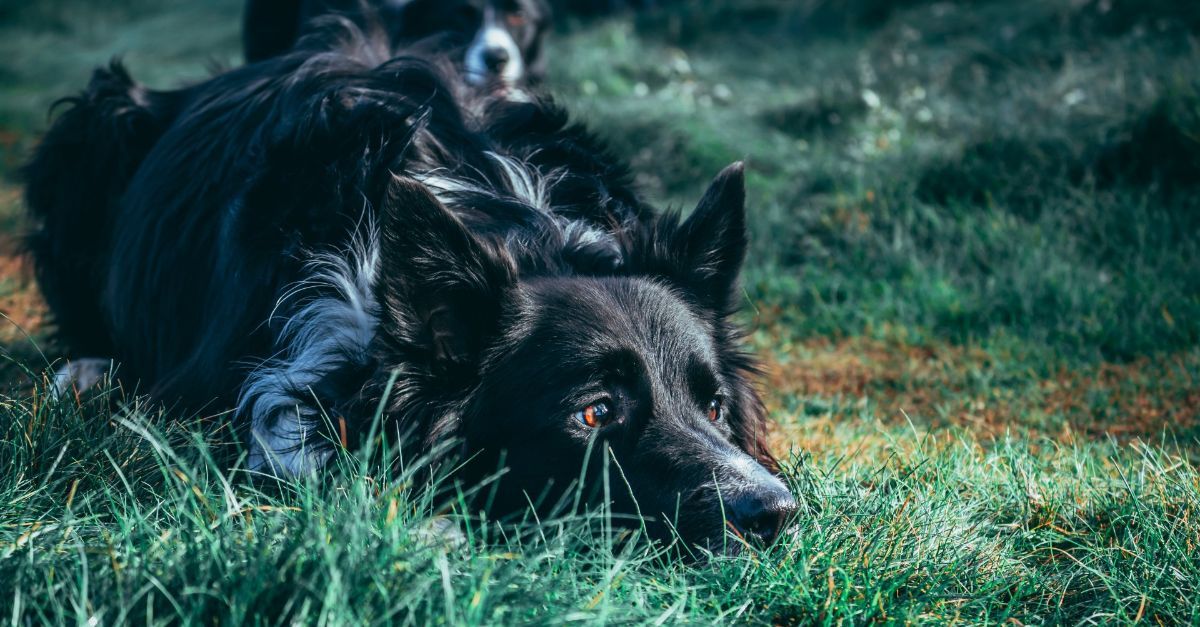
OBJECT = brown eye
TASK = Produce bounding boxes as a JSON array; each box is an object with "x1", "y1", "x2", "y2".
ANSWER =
[
  {"x1": 573, "y1": 401, "x2": 612, "y2": 428},
  {"x1": 506, "y1": 13, "x2": 526, "y2": 28},
  {"x1": 707, "y1": 396, "x2": 725, "y2": 422}
]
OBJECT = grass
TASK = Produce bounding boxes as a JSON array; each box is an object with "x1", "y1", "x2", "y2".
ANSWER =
[
  {"x1": 5, "y1": 377, "x2": 1199, "y2": 623},
  {"x1": 1, "y1": 0, "x2": 1199, "y2": 623}
]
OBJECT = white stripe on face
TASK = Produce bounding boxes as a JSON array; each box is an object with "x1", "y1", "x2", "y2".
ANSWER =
[{"x1": 464, "y1": 6, "x2": 525, "y2": 86}]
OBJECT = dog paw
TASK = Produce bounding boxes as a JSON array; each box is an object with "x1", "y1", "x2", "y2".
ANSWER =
[
  {"x1": 51, "y1": 358, "x2": 116, "y2": 398},
  {"x1": 412, "y1": 516, "x2": 467, "y2": 550}
]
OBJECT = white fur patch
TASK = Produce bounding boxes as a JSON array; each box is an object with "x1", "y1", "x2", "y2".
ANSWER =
[
  {"x1": 488, "y1": 153, "x2": 555, "y2": 210},
  {"x1": 416, "y1": 153, "x2": 621, "y2": 260},
  {"x1": 239, "y1": 220, "x2": 381, "y2": 478},
  {"x1": 51, "y1": 358, "x2": 115, "y2": 398},
  {"x1": 563, "y1": 220, "x2": 622, "y2": 258},
  {"x1": 416, "y1": 152, "x2": 554, "y2": 211},
  {"x1": 414, "y1": 170, "x2": 489, "y2": 206}
]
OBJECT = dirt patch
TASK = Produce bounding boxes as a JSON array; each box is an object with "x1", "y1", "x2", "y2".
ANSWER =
[
  {"x1": 760, "y1": 332, "x2": 1200, "y2": 447},
  {"x1": 0, "y1": 252, "x2": 47, "y2": 344}
]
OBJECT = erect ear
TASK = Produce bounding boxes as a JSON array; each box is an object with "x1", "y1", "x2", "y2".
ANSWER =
[
  {"x1": 376, "y1": 177, "x2": 515, "y2": 372},
  {"x1": 658, "y1": 162, "x2": 749, "y2": 314}
]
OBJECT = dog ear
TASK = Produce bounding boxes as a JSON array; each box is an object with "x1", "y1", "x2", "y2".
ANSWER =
[
  {"x1": 648, "y1": 162, "x2": 748, "y2": 315},
  {"x1": 376, "y1": 177, "x2": 515, "y2": 372}
]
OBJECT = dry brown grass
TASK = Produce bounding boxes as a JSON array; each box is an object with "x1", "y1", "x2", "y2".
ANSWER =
[{"x1": 759, "y1": 331, "x2": 1200, "y2": 458}]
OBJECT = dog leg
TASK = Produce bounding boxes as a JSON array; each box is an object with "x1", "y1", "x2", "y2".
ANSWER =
[
  {"x1": 51, "y1": 358, "x2": 116, "y2": 398},
  {"x1": 247, "y1": 412, "x2": 335, "y2": 478},
  {"x1": 412, "y1": 516, "x2": 467, "y2": 550}
]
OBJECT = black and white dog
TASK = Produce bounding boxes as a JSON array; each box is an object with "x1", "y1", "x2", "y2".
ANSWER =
[
  {"x1": 243, "y1": 0, "x2": 550, "y2": 91},
  {"x1": 25, "y1": 22, "x2": 794, "y2": 551}
]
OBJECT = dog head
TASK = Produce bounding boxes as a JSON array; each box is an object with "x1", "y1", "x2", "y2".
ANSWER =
[
  {"x1": 384, "y1": 0, "x2": 551, "y2": 90},
  {"x1": 373, "y1": 163, "x2": 796, "y2": 552}
]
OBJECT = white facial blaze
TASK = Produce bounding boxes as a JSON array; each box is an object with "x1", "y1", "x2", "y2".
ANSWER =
[{"x1": 465, "y1": 6, "x2": 525, "y2": 86}]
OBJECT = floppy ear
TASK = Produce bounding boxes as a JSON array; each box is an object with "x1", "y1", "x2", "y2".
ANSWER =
[
  {"x1": 376, "y1": 177, "x2": 515, "y2": 373},
  {"x1": 647, "y1": 162, "x2": 749, "y2": 315}
]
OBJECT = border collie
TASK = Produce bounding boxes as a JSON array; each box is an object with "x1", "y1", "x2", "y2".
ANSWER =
[
  {"x1": 243, "y1": 0, "x2": 550, "y2": 91},
  {"x1": 24, "y1": 22, "x2": 795, "y2": 551}
]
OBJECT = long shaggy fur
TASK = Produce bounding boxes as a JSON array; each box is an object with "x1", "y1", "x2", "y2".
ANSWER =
[{"x1": 23, "y1": 63, "x2": 179, "y2": 356}]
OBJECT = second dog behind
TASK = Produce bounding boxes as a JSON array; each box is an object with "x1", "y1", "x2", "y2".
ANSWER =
[{"x1": 243, "y1": 0, "x2": 551, "y2": 91}]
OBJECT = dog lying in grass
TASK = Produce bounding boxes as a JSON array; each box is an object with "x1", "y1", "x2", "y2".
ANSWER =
[
  {"x1": 243, "y1": 0, "x2": 550, "y2": 94},
  {"x1": 23, "y1": 19, "x2": 795, "y2": 552}
]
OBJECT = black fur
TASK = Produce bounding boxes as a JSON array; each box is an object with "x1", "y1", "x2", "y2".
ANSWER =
[
  {"x1": 22, "y1": 63, "x2": 182, "y2": 356},
  {"x1": 24, "y1": 22, "x2": 793, "y2": 551}
]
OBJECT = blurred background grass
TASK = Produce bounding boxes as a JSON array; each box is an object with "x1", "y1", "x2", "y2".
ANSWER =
[
  {"x1": 0, "y1": 1, "x2": 1199, "y2": 623},
  {"x1": 549, "y1": 0, "x2": 1200, "y2": 364}
]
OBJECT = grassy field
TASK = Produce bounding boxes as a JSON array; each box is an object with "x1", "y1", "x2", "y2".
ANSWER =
[{"x1": 2, "y1": 0, "x2": 1199, "y2": 623}]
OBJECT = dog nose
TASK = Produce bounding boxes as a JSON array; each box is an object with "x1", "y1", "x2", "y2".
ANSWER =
[
  {"x1": 482, "y1": 46, "x2": 510, "y2": 72},
  {"x1": 727, "y1": 485, "x2": 798, "y2": 546}
]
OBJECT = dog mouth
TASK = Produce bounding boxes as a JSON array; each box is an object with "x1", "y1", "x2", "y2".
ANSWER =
[
  {"x1": 465, "y1": 74, "x2": 532, "y2": 103},
  {"x1": 641, "y1": 488, "x2": 795, "y2": 555},
  {"x1": 465, "y1": 70, "x2": 519, "y2": 93}
]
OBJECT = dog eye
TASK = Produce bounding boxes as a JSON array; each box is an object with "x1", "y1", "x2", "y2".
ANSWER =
[
  {"x1": 506, "y1": 13, "x2": 526, "y2": 28},
  {"x1": 707, "y1": 396, "x2": 726, "y2": 422},
  {"x1": 573, "y1": 401, "x2": 612, "y2": 428}
]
